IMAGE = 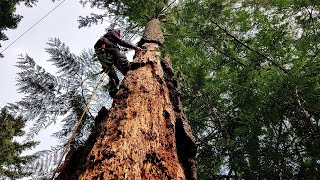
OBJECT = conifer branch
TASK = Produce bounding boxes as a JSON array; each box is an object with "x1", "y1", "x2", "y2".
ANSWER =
[{"x1": 210, "y1": 18, "x2": 288, "y2": 73}]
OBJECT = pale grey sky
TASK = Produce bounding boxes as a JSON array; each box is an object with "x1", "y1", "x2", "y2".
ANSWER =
[
  {"x1": 0, "y1": 0, "x2": 108, "y2": 153},
  {"x1": 0, "y1": 0, "x2": 108, "y2": 107}
]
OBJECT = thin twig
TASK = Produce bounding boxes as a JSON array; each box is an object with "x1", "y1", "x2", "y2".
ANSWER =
[
  {"x1": 295, "y1": 86, "x2": 311, "y2": 119},
  {"x1": 205, "y1": 39, "x2": 247, "y2": 66},
  {"x1": 159, "y1": 0, "x2": 176, "y2": 15},
  {"x1": 210, "y1": 18, "x2": 288, "y2": 73},
  {"x1": 144, "y1": 14, "x2": 151, "y2": 20},
  {"x1": 78, "y1": 73, "x2": 96, "y2": 121}
]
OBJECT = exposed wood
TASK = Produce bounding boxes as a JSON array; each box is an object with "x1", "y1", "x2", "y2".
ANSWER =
[
  {"x1": 56, "y1": 18, "x2": 196, "y2": 180},
  {"x1": 141, "y1": 18, "x2": 165, "y2": 45}
]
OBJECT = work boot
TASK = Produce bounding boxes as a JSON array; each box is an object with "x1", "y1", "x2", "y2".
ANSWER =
[
  {"x1": 129, "y1": 62, "x2": 146, "y2": 70},
  {"x1": 109, "y1": 88, "x2": 118, "y2": 98}
]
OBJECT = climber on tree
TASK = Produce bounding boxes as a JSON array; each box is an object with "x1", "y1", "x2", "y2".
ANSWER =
[{"x1": 94, "y1": 29, "x2": 143, "y2": 98}]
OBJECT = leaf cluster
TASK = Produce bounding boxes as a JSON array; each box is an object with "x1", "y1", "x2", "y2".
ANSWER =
[
  {"x1": 77, "y1": 0, "x2": 176, "y2": 42},
  {"x1": 79, "y1": 0, "x2": 169, "y2": 26},
  {"x1": 0, "y1": 107, "x2": 38, "y2": 179},
  {"x1": 10, "y1": 38, "x2": 112, "y2": 176},
  {"x1": 164, "y1": 0, "x2": 320, "y2": 179}
]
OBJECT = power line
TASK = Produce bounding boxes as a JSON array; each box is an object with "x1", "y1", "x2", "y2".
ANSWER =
[{"x1": 0, "y1": 0, "x2": 67, "y2": 55}]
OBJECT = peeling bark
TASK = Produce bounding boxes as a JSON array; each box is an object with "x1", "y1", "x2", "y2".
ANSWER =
[
  {"x1": 56, "y1": 107, "x2": 109, "y2": 180},
  {"x1": 56, "y1": 18, "x2": 196, "y2": 180}
]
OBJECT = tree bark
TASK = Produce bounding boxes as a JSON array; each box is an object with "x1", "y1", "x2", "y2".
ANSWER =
[{"x1": 56, "y1": 18, "x2": 196, "y2": 180}]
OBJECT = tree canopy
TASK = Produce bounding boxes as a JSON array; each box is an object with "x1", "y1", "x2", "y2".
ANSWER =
[
  {"x1": 0, "y1": 107, "x2": 38, "y2": 179},
  {"x1": 164, "y1": 0, "x2": 320, "y2": 178}
]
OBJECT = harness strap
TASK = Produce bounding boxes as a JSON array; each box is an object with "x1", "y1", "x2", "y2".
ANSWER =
[{"x1": 101, "y1": 37, "x2": 115, "y2": 46}]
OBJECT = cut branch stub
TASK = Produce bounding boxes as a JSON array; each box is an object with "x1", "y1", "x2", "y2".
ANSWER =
[{"x1": 142, "y1": 18, "x2": 164, "y2": 45}]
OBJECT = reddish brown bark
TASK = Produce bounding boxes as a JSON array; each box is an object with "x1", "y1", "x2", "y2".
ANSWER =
[{"x1": 56, "y1": 18, "x2": 196, "y2": 180}]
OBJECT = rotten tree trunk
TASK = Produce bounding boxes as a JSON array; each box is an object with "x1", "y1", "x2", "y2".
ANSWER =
[{"x1": 56, "y1": 18, "x2": 196, "y2": 180}]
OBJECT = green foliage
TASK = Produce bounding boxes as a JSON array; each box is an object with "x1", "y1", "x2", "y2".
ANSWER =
[
  {"x1": 78, "y1": 0, "x2": 173, "y2": 42},
  {"x1": 11, "y1": 38, "x2": 112, "y2": 177},
  {"x1": 79, "y1": 0, "x2": 169, "y2": 26},
  {"x1": 0, "y1": 107, "x2": 38, "y2": 179},
  {"x1": 12, "y1": 38, "x2": 108, "y2": 142},
  {"x1": 164, "y1": 0, "x2": 320, "y2": 179}
]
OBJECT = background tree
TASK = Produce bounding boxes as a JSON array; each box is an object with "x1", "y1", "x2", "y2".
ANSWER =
[
  {"x1": 10, "y1": 38, "x2": 109, "y2": 178},
  {"x1": 0, "y1": 107, "x2": 38, "y2": 179},
  {"x1": 13, "y1": 38, "x2": 105, "y2": 141},
  {"x1": 164, "y1": 0, "x2": 320, "y2": 179},
  {"x1": 0, "y1": 0, "x2": 41, "y2": 57}
]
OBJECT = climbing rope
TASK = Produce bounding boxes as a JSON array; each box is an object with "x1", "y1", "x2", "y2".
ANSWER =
[{"x1": 51, "y1": 69, "x2": 109, "y2": 179}]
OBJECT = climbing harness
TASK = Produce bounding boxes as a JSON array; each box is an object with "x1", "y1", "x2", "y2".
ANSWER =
[{"x1": 51, "y1": 68, "x2": 109, "y2": 179}]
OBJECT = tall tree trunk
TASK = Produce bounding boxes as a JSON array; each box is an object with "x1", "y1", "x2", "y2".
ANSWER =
[{"x1": 56, "y1": 18, "x2": 196, "y2": 180}]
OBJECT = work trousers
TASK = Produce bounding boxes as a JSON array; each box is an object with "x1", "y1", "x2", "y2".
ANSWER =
[{"x1": 96, "y1": 47, "x2": 130, "y2": 91}]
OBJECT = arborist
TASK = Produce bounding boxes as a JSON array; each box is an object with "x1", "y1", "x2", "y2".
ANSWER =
[{"x1": 94, "y1": 29, "x2": 143, "y2": 98}]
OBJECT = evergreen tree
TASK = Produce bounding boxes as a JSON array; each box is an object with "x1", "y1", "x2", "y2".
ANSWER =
[
  {"x1": 0, "y1": 107, "x2": 38, "y2": 179},
  {"x1": 11, "y1": 38, "x2": 115, "y2": 178},
  {"x1": 0, "y1": 0, "x2": 40, "y2": 57},
  {"x1": 12, "y1": 38, "x2": 107, "y2": 143}
]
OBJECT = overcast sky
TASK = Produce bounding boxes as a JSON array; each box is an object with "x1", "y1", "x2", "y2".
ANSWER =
[{"x1": 0, "y1": 0, "x2": 108, "y2": 153}]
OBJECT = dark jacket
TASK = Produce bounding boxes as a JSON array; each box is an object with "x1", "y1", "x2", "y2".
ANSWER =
[{"x1": 94, "y1": 30, "x2": 137, "y2": 51}]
